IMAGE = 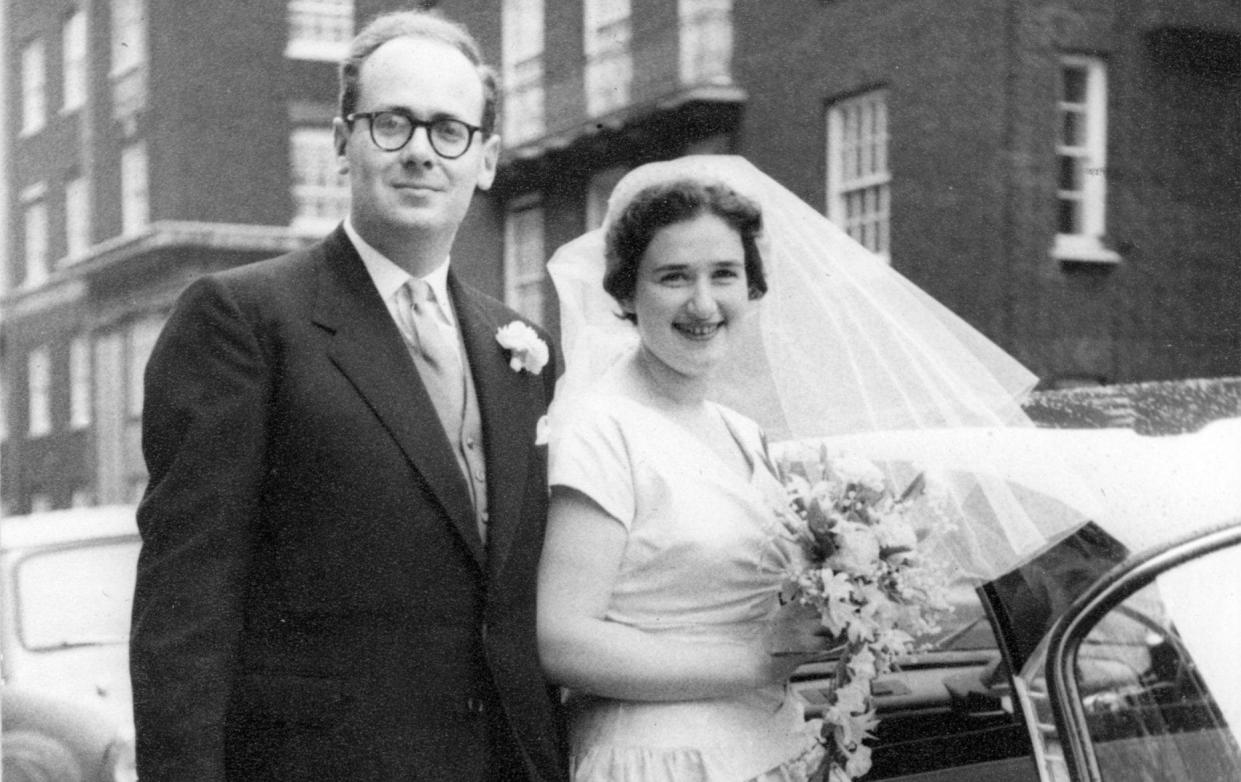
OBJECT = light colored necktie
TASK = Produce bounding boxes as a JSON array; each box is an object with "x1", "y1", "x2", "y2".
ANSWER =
[{"x1": 398, "y1": 278, "x2": 465, "y2": 432}]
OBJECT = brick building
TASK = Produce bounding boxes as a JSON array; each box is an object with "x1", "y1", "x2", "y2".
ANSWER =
[{"x1": 2, "y1": 0, "x2": 1238, "y2": 514}]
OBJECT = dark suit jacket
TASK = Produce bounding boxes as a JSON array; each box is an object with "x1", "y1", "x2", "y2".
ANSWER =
[{"x1": 130, "y1": 227, "x2": 565, "y2": 781}]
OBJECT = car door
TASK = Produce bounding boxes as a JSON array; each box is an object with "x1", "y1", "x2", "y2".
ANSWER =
[{"x1": 1039, "y1": 520, "x2": 1241, "y2": 781}]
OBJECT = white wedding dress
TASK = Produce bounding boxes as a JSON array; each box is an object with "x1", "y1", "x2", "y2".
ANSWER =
[{"x1": 549, "y1": 387, "x2": 826, "y2": 782}]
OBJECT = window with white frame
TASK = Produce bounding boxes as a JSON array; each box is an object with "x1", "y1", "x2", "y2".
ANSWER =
[
  {"x1": 679, "y1": 0, "x2": 732, "y2": 86},
  {"x1": 504, "y1": 196, "x2": 546, "y2": 324},
  {"x1": 290, "y1": 127, "x2": 349, "y2": 231},
  {"x1": 111, "y1": 0, "x2": 147, "y2": 121},
  {"x1": 28, "y1": 347, "x2": 52, "y2": 437},
  {"x1": 502, "y1": 0, "x2": 545, "y2": 145},
  {"x1": 127, "y1": 316, "x2": 163, "y2": 418},
  {"x1": 23, "y1": 188, "x2": 49, "y2": 288},
  {"x1": 827, "y1": 90, "x2": 890, "y2": 260},
  {"x1": 111, "y1": 0, "x2": 146, "y2": 75},
  {"x1": 63, "y1": 10, "x2": 87, "y2": 112},
  {"x1": 21, "y1": 38, "x2": 46, "y2": 135},
  {"x1": 121, "y1": 142, "x2": 149, "y2": 235},
  {"x1": 1054, "y1": 55, "x2": 1117, "y2": 263},
  {"x1": 64, "y1": 175, "x2": 91, "y2": 261},
  {"x1": 70, "y1": 335, "x2": 92, "y2": 429},
  {"x1": 584, "y1": 0, "x2": 632, "y2": 116},
  {"x1": 286, "y1": 0, "x2": 354, "y2": 61}
]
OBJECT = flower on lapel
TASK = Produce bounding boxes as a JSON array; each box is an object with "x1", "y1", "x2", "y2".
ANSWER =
[{"x1": 496, "y1": 321, "x2": 549, "y2": 375}]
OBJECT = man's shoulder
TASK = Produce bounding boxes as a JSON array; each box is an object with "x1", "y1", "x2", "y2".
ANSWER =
[
  {"x1": 214, "y1": 228, "x2": 344, "y2": 289},
  {"x1": 454, "y1": 280, "x2": 554, "y2": 344}
]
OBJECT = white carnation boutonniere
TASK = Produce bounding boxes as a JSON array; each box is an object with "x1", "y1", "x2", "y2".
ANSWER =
[{"x1": 495, "y1": 321, "x2": 549, "y2": 375}]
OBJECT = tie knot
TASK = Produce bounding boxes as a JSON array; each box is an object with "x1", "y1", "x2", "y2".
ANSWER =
[{"x1": 408, "y1": 277, "x2": 433, "y2": 306}]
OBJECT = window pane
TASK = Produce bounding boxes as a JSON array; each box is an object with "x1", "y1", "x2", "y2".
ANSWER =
[
  {"x1": 1060, "y1": 111, "x2": 1084, "y2": 147},
  {"x1": 1058, "y1": 155, "x2": 1082, "y2": 191},
  {"x1": 827, "y1": 91, "x2": 890, "y2": 261},
  {"x1": 70, "y1": 335, "x2": 92, "y2": 428},
  {"x1": 122, "y1": 144, "x2": 149, "y2": 235},
  {"x1": 1062, "y1": 66, "x2": 1087, "y2": 103},
  {"x1": 27, "y1": 347, "x2": 52, "y2": 437},
  {"x1": 290, "y1": 127, "x2": 348, "y2": 229},
  {"x1": 16, "y1": 540, "x2": 140, "y2": 650},
  {"x1": 24, "y1": 200, "x2": 48, "y2": 286},
  {"x1": 287, "y1": 0, "x2": 354, "y2": 61},
  {"x1": 1058, "y1": 198, "x2": 1081, "y2": 234},
  {"x1": 63, "y1": 12, "x2": 87, "y2": 111},
  {"x1": 111, "y1": 0, "x2": 147, "y2": 74},
  {"x1": 1075, "y1": 559, "x2": 1241, "y2": 782},
  {"x1": 65, "y1": 177, "x2": 91, "y2": 260},
  {"x1": 21, "y1": 39, "x2": 46, "y2": 134}
]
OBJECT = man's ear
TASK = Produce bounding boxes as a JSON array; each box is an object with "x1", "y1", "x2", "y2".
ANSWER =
[
  {"x1": 474, "y1": 131, "x2": 501, "y2": 192},
  {"x1": 332, "y1": 117, "x2": 350, "y2": 175}
]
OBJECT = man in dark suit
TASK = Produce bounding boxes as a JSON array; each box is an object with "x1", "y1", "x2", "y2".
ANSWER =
[{"x1": 130, "y1": 10, "x2": 565, "y2": 781}]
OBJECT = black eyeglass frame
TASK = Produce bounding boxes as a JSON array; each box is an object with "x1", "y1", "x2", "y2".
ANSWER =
[{"x1": 344, "y1": 110, "x2": 485, "y2": 159}]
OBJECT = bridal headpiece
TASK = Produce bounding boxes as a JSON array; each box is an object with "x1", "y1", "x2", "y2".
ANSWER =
[{"x1": 547, "y1": 155, "x2": 1097, "y2": 580}]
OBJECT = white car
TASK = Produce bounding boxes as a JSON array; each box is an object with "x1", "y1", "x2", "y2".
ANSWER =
[{"x1": 1, "y1": 505, "x2": 140, "y2": 782}]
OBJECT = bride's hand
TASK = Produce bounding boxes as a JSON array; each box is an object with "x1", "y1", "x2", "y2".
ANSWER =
[{"x1": 760, "y1": 602, "x2": 838, "y2": 681}]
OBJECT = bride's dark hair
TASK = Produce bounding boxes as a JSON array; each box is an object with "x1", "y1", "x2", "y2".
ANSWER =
[{"x1": 603, "y1": 179, "x2": 767, "y2": 322}]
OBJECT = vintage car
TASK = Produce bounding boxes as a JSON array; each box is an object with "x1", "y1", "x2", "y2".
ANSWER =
[
  {"x1": 1, "y1": 505, "x2": 140, "y2": 782},
  {"x1": 789, "y1": 379, "x2": 1241, "y2": 781}
]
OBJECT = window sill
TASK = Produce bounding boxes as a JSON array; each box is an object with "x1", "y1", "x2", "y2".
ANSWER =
[
  {"x1": 1052, "y1": 235, "x2": 1121, "y2": 265},
  {"x1": 285, "y1": 41, "x2": 349, "y2": 62}
]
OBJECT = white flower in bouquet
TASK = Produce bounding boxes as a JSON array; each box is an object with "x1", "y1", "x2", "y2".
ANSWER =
[
  {"x1": 824, "y1": 522, "x2": 881, "y2": 577},
  {"x1": 828, "y1": 454, "x2": 887, "y2": 496},
  {"x1": 766, "y1": 443, "x2": 954, "y2": 781}
]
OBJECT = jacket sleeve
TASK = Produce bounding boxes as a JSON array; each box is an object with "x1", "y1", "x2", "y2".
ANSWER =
[{"x1": 129, "y1": 275, "x2": 271, "y2": 782}]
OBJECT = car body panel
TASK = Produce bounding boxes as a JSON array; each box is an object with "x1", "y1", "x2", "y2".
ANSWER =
[
  {"x1": 1, "y1": 505, "x2": 140, "y2": 782},
  {"x1": 788, "y1": 414, "x2": 1241, "y2": 781}
]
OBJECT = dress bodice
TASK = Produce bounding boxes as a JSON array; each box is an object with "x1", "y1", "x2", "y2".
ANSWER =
[{"x1": 549, "y1": 392, "x2": 824, "y2": 782}]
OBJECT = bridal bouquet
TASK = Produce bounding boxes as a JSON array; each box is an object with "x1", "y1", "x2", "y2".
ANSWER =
[{"x1": 767, "y1": 443, "x2": 954, "y2": 781}]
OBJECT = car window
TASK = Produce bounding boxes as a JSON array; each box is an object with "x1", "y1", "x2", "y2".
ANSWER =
[
  {"x1": 1072, "y1": 543, "x2": 1241, "y2": 781},
  {"x1": 14, "y1": 539, "x2": 140, "y2": 650}
]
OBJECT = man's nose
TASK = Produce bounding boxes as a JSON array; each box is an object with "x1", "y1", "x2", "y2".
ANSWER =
[{"x1": 400, "y1": 125, "x2": 436, "y2": 165}]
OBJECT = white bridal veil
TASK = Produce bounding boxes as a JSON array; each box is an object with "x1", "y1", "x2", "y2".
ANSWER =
[{"x1": 547, "y1": 155, "x2": 1098, "y2": 581}]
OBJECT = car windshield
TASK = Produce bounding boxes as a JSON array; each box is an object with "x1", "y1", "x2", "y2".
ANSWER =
[{"x1": 14, "y1": 539, "x2": 140, "y2": 651}]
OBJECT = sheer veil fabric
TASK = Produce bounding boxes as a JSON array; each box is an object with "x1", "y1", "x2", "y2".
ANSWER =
[{"x1": 547, "y1": 155, "x2": 1098, "y2": 582}]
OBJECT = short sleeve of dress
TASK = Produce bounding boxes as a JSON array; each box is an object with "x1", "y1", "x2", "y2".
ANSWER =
[{"x1": 548, "y1": 395, "x2": 637, "y2": 528}]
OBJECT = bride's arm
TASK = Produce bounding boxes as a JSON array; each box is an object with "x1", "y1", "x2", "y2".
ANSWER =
[{"x1": 537, "y1": 487, "x2": 812, "y2": 702}]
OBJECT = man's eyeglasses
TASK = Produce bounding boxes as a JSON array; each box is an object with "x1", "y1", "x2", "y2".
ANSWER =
[{"x1": 345, "y1": 110, "x2": 483, "y2": 159}]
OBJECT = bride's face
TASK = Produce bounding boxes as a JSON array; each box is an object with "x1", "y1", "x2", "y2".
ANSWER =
[{"x1": 626, "y1": 213, "x2": 753, "y2": 381}]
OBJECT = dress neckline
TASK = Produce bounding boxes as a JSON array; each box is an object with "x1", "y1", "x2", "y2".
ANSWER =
[{"x1": 611, "y1": 394, "x2": 758, "y2": 486}]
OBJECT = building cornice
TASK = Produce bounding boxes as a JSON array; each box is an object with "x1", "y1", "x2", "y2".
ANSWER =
[
  {"x1": 495, "y1": 84, "x2": 747, "y2": 191},
  {"x1": 1, "y1": 221, "x2": 320, "y2": 324}
]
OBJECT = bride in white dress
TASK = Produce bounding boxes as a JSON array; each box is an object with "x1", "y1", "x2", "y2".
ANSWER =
[{"x1": 537, "y1": 156, "x2": 1085, "y2": 781}]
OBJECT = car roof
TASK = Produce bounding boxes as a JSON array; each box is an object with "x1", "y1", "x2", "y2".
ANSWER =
[
  {"x1": 780, "y1": 416, "x2": 1241, "y2": 559},
  {"x1": 0, "y1": 506, "x2": 139, "y2": 552}
]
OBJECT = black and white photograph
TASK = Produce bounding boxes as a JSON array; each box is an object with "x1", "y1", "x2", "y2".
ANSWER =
[{"x1": 1, "y1": 1, "x2": 1238, "y2": 781}]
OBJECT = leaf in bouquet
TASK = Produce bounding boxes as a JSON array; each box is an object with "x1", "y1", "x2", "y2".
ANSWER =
[
  {"x1": 878, "y1": 545, "x2": 913, "y2": 564},
  {"x1": 807, "y1": 500, "x2": 836, "y2": 553},
  {"x1": 898, "y1": 471, "x2": 927, "y2": 503}
]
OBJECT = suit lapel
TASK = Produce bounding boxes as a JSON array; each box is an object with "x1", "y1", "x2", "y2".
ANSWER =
[
  {"x1": 311, "y1": 229, "x2": 485, "y2": 569},
  {"x1": 452, "y1": 276, "x2": 537, "y2": 581}
]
